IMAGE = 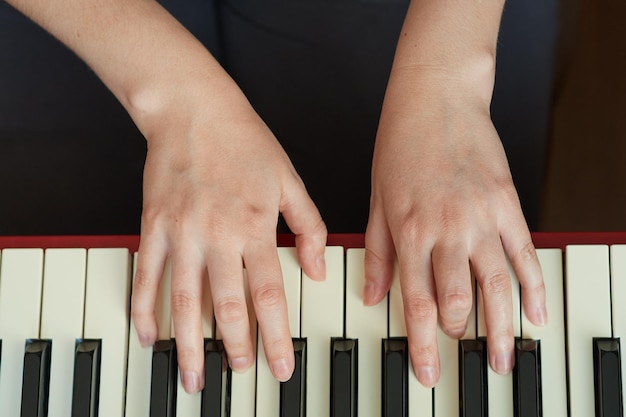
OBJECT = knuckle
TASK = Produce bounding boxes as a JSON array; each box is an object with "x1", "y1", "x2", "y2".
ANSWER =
[
  {"x1": 514, "y1": 240, "x2": 538, "y2": 265},
  {"x1": 439, "y1": 289, "x2": 473, "y2": 317},
  {"x1": 242, "y1": 205, "x2": 272, "y2": 234},
  {"x1": 404, "y1": 293, "x2": 437, "y2": 321},
  {"x1": 311, "y1": 217, "x2": 328, "y2": 239},
  {"x1": 171, "y1": 291, "x2": 198, "y2": 315},
  {"x1": 202, "y1": 215, "x2": 230, "y2": 241},
  {"x1": 214, "y1": 298, "x2": 248, "y2": 325},
  {"x1": 481, "y1": 271, "x2": 511, "y2": 296},
  {"x1": 396, "y1": 216, "x2": 423, "y2": 248},
  {"x1": 253, "y1": 282, "x2": 285, "y2": 310},
  {"x1": 140, "y1": 207, "x2": 161, "y2": 230},
  {"x1": 133, "y1": 268, "x2": 153, "y2": 291}
]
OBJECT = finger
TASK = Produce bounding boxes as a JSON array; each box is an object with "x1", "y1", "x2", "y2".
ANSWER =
[
  {"x1": 363, "y1": 205, "x2": 396, "y2": 306},
  {"x1": 280, "y1": 172, "x2": 327, "y2": 281},
  {"x1": 471, "y1": 237, "x2": 515, "y2": 375},
  {"x1": 431, "y1": 241, "x2": 473, "y2": 338},
  {"x1": 397, "y1": 239, "x2": 440, "y2": 388},
  {"x1": 132, "y1": 231, "x2": 168, "y2": 348},
  {"x1": 244, "y1": 240, "x2": 294, "y2": 382},
  {"x1": 500, "y1": 213, "x2": 547, "y2": 327},
  {"x1": 170, "y1": 244, "x2": 205, "y2": 393},
  {"x1": 207, "y1": 249, "x2": 255, "y2": 374}
]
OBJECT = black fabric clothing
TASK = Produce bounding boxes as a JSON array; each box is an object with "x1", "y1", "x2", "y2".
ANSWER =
[{"x1": 0, "y1": 0, "x2": 558, "y2": 234}]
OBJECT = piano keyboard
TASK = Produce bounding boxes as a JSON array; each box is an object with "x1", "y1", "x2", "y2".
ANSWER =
[{"x1": 0, "y1": 233, "x2": 624, "y2": 417}]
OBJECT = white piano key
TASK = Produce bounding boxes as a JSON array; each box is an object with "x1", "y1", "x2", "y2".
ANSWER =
[
  {"x1": 0, "y1": 249, "x2": 44, "y2": 417},
  {"x1": 256, "y1": 247, "x2": 301, "y2": 416},
  {"x1": 434, "y1": 279, "x2": 476, "y2": 417},
  {"x1": 388, "y1": 264, "x2": 433, "y2": 416},
  {"x1": 521, "y1": 248, "x2": 567, "y2": 417},
  {"x1": 477, "y1": 260, "x2": 520, "y2": 417},
  {"x1": 228, "y1": 270, "x2": 257, "y2": 417},
  {"x1": 39, "y1": 249, "x2": 87, "y2": 417},
  {"x1": 301, "y1": 247, "x2": 344, "y2": 417},
  {"x1": 175, "y1": 270, "x2": 214, "y2": 417},
  {"x1": 611, "y1": 244, "x2": 626, "y2": 415},
  {"x1": 83, "y1": 248, "x2": 131, "y2": 417},
  {"x1": 566, "y1": 245, "x2": 612, "y2": 417},
  {"x1": 125, "y1": 254, "x2": 151, "y2": 417},
  {"x1": 345, "y1": 248, "x2": 387, "y2": 417}
]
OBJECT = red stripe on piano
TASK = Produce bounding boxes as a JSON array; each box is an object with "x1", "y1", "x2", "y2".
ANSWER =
[{"x1": 1, "y1": 232, "x2": 626, "y2": 252}]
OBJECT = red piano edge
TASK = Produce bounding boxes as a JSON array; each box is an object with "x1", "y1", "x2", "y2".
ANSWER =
[{"x1": 2, "y1": 232, "x2": 626, "y2": 252}]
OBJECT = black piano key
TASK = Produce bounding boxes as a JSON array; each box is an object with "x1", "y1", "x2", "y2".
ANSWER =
[
  {"x1": 201, "y1": 339, "x2": 230, "y2": 417},
  {"x1": 280, "y1": 339, "x2": 307, "y2": 417},
  {"x1": 71, "y1": 339, "x2": 102, "y2": 417},
  {"x1": 593, "y1": 338, "x2": 624, "y2": 417},
  {"x1": 150, "y1": 340, "x2": 178, "y2": 417},
  {"x1": 513, "y1": 339, "x2": 542, "y2": 417},
  {"x1": 382, "y1": 338, "x2": 408, "y2": 417},
  {"x1": 21, "y1": 339, "x2": 52, "y2": 417},
  {"x1": 331, "y1": 338, "x2": 357, "y2": 417},
  {"x1": 459, "y1": 339, "x2": 488, "y2": 417}
]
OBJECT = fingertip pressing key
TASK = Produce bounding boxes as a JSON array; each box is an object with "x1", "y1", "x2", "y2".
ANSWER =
[
  {"x1": 270, "y1": 357, "x2": 293, "y2": 382},
  {"x1": 138, "y1": 332, "x2": 155, "y2": 348},
  {"x1": 229, "y1": 355, "x2": 252, "y2": 372},
  {"x1": 417, "y1": 366, "x2": 438, "y2": 388},
  {"x1": 535, "y1": 304, "x2": 548, "y2": 326},
  {"x1": 493, "y1": 349, "x2": 515, "y2": 375},
  {"x1": 182, "y1": 370, "x2": 203, "y2": 393}
]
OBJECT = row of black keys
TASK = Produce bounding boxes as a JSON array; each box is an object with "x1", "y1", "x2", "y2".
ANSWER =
[{"x1": 12, "y1": 336, "x2": 624, "y2": 417}]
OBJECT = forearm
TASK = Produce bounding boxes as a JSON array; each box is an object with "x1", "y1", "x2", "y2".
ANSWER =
[
  {"x1": 387, "y1": 0, "x2": 505, "y2": 107},
  {"x1": 5, "y1": 0, "x2": 240, "y2": 138}
]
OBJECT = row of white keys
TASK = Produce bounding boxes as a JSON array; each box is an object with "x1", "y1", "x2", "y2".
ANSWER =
[
  {"x1": 521, "y1": 249, "x2": 567, "y2": 416},
  {"x1": 345, "y1": 248, "x2": 387, "y2": 417},
  {"x1": 256, "y1": 247, "x2": 301, "y2": 415},
  {"x1": 566, "y1": 245, "x2": 612, "y2": 417},
  {"x1": 301, "y1": 247, "x2": 344, "y2": 417},
  {"x1": 476, "y1": 260, "x2": 521, "y2": 417},
  {"x1": 40, "y1": 249, "x2": 87, "y2": 417},
  {"x1": 0, "y1": 248, "x2": 130, "y2": 417},
  {"x1": 0, "y1": 249, "x2": 44, "y2": 417}
]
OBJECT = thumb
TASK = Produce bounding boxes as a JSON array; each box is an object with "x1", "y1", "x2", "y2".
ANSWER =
[
  {"x1": 364, "y1": 203, "x2": 396, "y2": 305},
  {"x1": 280, "y1": 171, "x2": 327, "y2": 281}
]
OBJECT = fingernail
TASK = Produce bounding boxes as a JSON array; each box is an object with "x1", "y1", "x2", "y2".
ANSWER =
[
  {"x1": 316, "y1": 255, "x2": 326, "y2": 280},
  {"x1": 138, "y1": 332, "x2": 152, "y2": 348},
  {"x1": 271, "y1": 358, "x2": 292, "y2": 382},
  {"x1": 363, "y1": 281, "x2": 376, "y2": 305},
  {"x1": 229, "y1": 356, "x2": 250, "y2": 372},
  {"x1": 417, "y1": 366, "x2": 437, "y2": 387},
  {"x1": 495, "y1": 350, "x2": 514, "y2": 374},
  {"x1": 182, "y1": 371, "x2": 202, "y2": 393},
  {"x1": 536, "y1": 305, "x2": 548, "y2": 326},
  {"x1": 446, "y1": 325, "x2": 467, "y2": 339}
]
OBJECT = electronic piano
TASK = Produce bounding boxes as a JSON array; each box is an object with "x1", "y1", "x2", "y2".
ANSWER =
[{"x1": 0, "y1": 233, "x2": 625, "y2": 417}]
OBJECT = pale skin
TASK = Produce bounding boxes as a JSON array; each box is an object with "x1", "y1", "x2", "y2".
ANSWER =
[{"x1": 7, "y1": 0, "x2": 547, "y2": 393}]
